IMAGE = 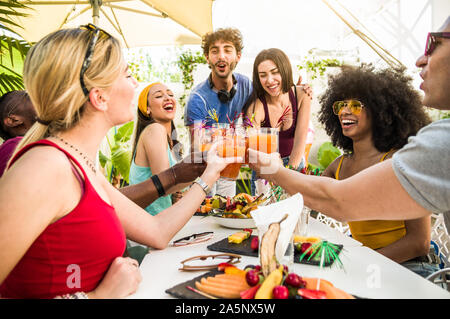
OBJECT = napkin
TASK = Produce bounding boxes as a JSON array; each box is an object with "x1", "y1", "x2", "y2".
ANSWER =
[{"x1": 250, "y1": 193, "x2": 303, "y2": 262}]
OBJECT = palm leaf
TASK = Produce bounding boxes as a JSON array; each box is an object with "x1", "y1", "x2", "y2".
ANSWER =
[
  {"x1": 0, "y1": 0, "x2": 31, "y2": 37},
  {"x1": 0, "y1": 1, "x2": 32, "y2": 94},
  {"x1": 0, "y1": 72, "x2": 23, "y2": 94}
]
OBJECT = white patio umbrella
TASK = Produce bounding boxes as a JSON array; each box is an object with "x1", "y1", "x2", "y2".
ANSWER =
[{"x1": 5, "y1": 0, "x2": 213, "y2": 48}]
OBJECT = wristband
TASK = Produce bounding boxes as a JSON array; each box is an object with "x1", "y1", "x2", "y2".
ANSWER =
[
  {"x1": 193, "y1": 177, "x2": 211, "y2": 195},
  {"x1": 151, "y1": 174, "x2": 166, "y2": 197}
]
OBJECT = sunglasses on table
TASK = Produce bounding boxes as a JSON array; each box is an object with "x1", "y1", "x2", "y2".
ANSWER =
[
  {"x1": 332, "y1": 100, "x2": 364, "y2": 116},
  {"x1": 171, "y1": 231, "x2": 214, "y2": 247},
  {"x1": 78, "y1": 23, "x2": 111, "y2": 96},
  {"x1": 179, "y1": 253, "x2": 241, "y2": 271},
  {"x1": 424, "y1": 32, "x2": 450, "y2": 56}
]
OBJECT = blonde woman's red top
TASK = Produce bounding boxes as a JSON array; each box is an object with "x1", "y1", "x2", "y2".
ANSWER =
[{"x1": 0, "y1": 140, "x2": 126, "y2": 298}]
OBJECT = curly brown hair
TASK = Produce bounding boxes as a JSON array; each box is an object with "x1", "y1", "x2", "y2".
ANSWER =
[
  {"x1": 318, "y1": 64, "x2": 431, "y2": 153},
  {"x1": 201, "y1": 28, "x2": 244, "y2": 56}
]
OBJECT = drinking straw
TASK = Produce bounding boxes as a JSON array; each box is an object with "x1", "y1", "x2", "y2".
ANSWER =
[
  {"x1": 206, "y1": 109, "x2": 219, "y2": 123},
  {"x1": 275, "y1": 105, "x2": 291, "y2": 128}
]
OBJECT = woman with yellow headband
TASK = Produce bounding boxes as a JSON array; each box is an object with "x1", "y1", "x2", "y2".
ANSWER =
[{"x1": 130, "y1": 83, "x2": 186, "y2": 215}]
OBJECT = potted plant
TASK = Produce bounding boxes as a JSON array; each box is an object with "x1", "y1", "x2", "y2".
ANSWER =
[{"x1": 99, "y1": 121, "x2": 134, "y2": 188}]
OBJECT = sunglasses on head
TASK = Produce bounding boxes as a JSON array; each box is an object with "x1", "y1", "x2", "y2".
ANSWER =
[
  {"x1": 79, "y1": 23, "x2": 111, "y2": 96},
  {"x1": 425, "y1": 32, "x2": 450, "y2": 56},
  {"x1": 332, "y1": 100, "x2": 364, "y2": 116}
]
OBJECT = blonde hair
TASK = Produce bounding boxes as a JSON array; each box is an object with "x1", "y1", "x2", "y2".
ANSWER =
[{"x1": 9, "y1": 27, "x2": 124, "y2": 167}]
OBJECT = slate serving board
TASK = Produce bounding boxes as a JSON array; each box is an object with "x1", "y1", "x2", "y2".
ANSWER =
[
  {"x1": 207, "y1": 235, "x2": 343, "y2": 267},
  {"x1": 165, "y1": 269, "x2": 221, "y2": 299},
  {"x1": 165, "y1": 267, "x2": 364, "y2": 299}
]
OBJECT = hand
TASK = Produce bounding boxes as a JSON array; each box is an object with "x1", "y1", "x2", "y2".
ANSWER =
[
  {"x1": 296, "y1": 75, "x2": 313, "y2": 99},
  {"x1": 89, "y1": 257, "x2": 142, "y2": 299},
  {"x1": 171, "y1": 151, "x2": 207, "y2": 184},
  {"x1": 172, "y1": 191, "x2": 183, "y2": 203},
  {"x1": 247, "y1": 148, "x2": 283, "y2": 179}
]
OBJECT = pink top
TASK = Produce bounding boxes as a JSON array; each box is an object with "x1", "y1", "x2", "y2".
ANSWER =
[{"x1": 0, "y1": 136, "x2": 22, "y2": 177}]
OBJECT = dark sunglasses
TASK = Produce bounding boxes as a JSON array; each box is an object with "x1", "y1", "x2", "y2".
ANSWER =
[
  {"x1": 79, "y1": 23, "x2": 111, "y2": 96},
  {"x1": 332, "y1": 99, "x2": 364, "y2": 116},
  {"x1": 425, "y1": 32, "x2": 450, "y2": 56}
]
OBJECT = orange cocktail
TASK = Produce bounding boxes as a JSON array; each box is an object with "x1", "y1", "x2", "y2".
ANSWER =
[
  {"x1": 217, "y1": 135, "x2": 245, "y2": 180},
  {"x1": 248, "y1": 127, "x2": 279, "y2": 154}
]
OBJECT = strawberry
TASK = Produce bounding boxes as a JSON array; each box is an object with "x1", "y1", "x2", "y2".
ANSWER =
[
  {"x1": 301, "y1": 242, "x2": 314, "y2": 256},
  {"x1": 297, "y1": 288, "x2": 327, "y2": 299},
  {"x1": 251, "y1": 236, "x2": 259, "y2": 251},
  {"x1": 240, "y1": 284, "x2": 261, "y2": 299}
]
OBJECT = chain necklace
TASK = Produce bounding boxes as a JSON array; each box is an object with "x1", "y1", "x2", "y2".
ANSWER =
[{"x1": 51, "y1": 135, "x2": 97, "y2": 174}]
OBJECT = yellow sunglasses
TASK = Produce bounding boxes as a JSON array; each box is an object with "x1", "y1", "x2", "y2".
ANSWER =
[{"x1": 332, "y1": 100, "x2": 364, "y2": 116}]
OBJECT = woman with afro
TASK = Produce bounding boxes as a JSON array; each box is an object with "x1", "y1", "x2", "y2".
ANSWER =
[{"x1": 318, "y1": 64, "x2": 437, "y2": 277}]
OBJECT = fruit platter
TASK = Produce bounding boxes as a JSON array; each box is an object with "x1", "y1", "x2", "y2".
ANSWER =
[
  {"x1": 183, "y1": 262, "x2": 355, "y2": 299},
  {"x1": 207, "y1": 229, "x2": 343, "y2": 267},
  {"x1": 196, "y1": 193, "x2": 268, "y2": 229},
  {"x1": 167, "y1": 216, "x2": 353, "y2": 299}
]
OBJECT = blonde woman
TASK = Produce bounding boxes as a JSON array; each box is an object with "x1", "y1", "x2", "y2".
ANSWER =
[{"x1": 0, "y1": 25, "x2": 232, "y2": 299}]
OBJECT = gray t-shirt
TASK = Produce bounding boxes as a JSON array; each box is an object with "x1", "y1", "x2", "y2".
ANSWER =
[{"x1": 392, "y1": 118, "x2": 450, "y2": 232}]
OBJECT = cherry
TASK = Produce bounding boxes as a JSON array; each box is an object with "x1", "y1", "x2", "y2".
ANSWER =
[
  {"x1": 245, "y1": 269, "x2": 261, "y2": 286},
  {"x1": 272, "y1": 285, "x2": 289, "y2": 299},
  {"x1": 285, "y1": 273, "x2": 305, "y2": 288}
]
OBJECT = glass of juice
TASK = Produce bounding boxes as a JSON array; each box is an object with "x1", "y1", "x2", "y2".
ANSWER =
[
  {"x1": 248, "y1": 127, "x2": 279, "y2": 154},
  {"x1": 211, "y1": 123, "x2": 230, "y2": 140},
  {"x1": 197, "y1": 127, "x2": 213, "y2": 153},
  {"x1": 217, "y1": 133, "x2": 246, "y2": 180}
]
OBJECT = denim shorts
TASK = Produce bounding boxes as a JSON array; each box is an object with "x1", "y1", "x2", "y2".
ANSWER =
[{"x1": 400, "y1": 260, "x2": 440, "y2": 278}]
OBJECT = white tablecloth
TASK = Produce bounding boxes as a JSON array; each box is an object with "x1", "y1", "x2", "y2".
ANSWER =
[{"x1": 129, "y1": 216, "x2": 450, "y2": 299}]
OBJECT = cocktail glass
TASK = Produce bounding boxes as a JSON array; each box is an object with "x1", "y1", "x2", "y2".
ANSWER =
[
  {"x1": 247, "y1": 127, "x2": 279, "y2": 154},
  {"x1": 217, "y1": 133, "x2": 246, "y2": 180}
]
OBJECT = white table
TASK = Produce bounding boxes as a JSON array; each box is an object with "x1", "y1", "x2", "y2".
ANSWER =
[{"x1": 130, "y1": 216, "x2": 450, "y2": 299}]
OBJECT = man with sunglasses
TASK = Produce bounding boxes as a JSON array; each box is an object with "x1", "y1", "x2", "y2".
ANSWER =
[{"x1": 249, "y1": 17, "x2": 450, "y2": 247}]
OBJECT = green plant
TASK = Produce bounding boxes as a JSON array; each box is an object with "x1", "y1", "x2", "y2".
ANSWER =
[
  {"x1": 99, "y1": 121, "x2": 134, "y2": 187},
  {"x1": 440, "y1": 111, "x2": 450, "y2": 120},
  {"x1": 0, "y1": 0, "x2": 32, "y2": 94},
  {"x1": 297, "y1": 57, "x2": 342, "y2": 80},
  {"x1": 317, "y1": 142, "x2": 342, "y2": 170},
  {"x1": 176, "y1": 49, "x2": 206, "y2": 107},
  {"x1": 236, "y1": 166, "x2": 252, "y2": 194},
  {"x1": 125, "y1": 47, "x2": 181, "y2": 84}
]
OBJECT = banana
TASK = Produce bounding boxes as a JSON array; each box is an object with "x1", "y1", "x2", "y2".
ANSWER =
[{"x1": 259, "y1": 214, "x2": 288, "y2": 277}]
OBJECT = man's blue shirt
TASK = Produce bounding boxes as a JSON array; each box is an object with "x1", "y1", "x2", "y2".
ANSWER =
[{"x1": 184, "y1": 73, "x2": 253, "y2": 126}]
